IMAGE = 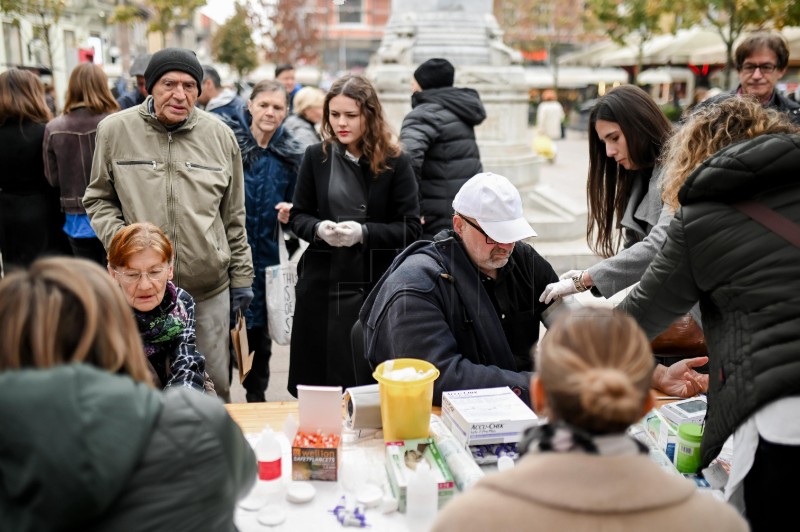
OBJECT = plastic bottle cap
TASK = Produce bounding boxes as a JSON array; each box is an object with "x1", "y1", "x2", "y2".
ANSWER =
[
  {"x1": 677, "y1": 423, "x2": 704, "y2": 442},
  {"x1": 497, "y1": 455, "x2": 515, "y2": 472},
  {"x1": 286, "y1": 481, "x2": 316, "y2": 504},
  {"x1": 356, "y1": 484, "x2": 383, "y2": 508},
  {"x1": 256, "y1": 504, "x2": 287, "y2": 526}
]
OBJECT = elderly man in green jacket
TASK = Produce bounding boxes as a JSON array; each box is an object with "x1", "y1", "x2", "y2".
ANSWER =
[{"x1": 84, "y1": 48, "x2": 254, "y2": 402}]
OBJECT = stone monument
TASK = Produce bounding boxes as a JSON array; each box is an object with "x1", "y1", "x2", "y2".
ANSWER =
[{"x1": 367, "y1": 0, "x2": 588, "y2": 263}]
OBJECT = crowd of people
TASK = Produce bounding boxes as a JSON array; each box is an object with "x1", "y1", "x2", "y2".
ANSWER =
[{"x1": 1, "y1": 30, "x2": 799, "y2": 531}]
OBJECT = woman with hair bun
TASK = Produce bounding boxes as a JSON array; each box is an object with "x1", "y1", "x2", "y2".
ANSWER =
[
  {"x1": 0, "y1": 256, "x2": 255, "y2": 530},
  {"x1": 432, "y1": 307, "x2": 747, "y2": 532}
]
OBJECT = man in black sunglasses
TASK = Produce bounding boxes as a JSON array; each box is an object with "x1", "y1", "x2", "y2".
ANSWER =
[{"x1": 360, "y1": 172, "x2": 570, "y2": 407}]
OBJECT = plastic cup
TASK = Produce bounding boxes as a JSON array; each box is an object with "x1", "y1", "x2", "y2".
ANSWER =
[{"x1": 373, "y1": 358, "x2": 440, "y2": 442}]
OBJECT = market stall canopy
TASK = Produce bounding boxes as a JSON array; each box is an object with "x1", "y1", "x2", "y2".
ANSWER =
[
  {"x1": 525, "y1": 66, "x2": 628, "y2": 89},
  {"x1": 598, "y1": 28, "x2": 723, "y2": 67},
  {"x1": 637, "y1": 67, "x2": 694, "y2": 85}
]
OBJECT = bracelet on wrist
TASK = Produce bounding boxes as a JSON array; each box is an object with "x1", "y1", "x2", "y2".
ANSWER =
[{"x1": 571, "y1": 270, "x2": 589, "y2": 293}]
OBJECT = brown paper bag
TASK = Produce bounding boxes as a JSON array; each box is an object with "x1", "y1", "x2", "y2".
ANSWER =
[{"x1": 230, "y1": 310, "x2": 255, "y2": 384}]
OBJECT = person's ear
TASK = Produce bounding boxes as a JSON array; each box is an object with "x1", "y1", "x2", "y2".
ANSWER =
[
  {"x1": 532, "y1": 375, "x2": 547, "y2": 414},
  {"x1": 168, "y1": 262, "x2": 174, "y2": 281},
  {"x1": 107, "y1": 264, "x2": 115, "y2": 277},
  {"x1": 453, "y1": 215, "x2": 463, "y2": 237}
]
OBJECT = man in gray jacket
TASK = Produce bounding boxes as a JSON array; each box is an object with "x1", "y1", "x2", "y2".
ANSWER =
[{"x1": 84, "y1": 48, "x2": 254, "y2": 401}]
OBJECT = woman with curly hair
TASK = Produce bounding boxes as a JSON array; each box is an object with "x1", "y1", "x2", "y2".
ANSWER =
[
  {"x1": 621, "y1": 97, "x2": 800, "y2": 530},
  {"x1": 433, "y1": 308, "x2": 747, "y2": 532},
  {"x1": 288, "y1": 74, "x2": 421, "y2": 394}
]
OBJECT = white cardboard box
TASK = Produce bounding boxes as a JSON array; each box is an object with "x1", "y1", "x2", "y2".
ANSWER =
[{"x1": 441, "y1": 387, "x2": 538, "y2": 447}]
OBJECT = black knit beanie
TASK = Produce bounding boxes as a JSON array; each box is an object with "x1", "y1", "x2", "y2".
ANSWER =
[
  {"x1": 413, "y1": 58, "x2": 455, "y2": 90},
  {"x1": 144, "y1": 48, "x2": 203, "y2": 96}
]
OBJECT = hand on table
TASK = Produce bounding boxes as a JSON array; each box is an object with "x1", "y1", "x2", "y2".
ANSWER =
[{"x1": 653, "y1": 356, "x2": 709, "y2": 398}]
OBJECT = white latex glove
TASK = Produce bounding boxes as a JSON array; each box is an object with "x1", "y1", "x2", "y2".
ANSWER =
[
  {"x1": 335, "y1": 221, "x2": 364, "y2": 247},
  {"x1": 316, "y1": 220, "x2": 339, "y2": 247},
  {"x1": 539, "y1": 278, "x2": 579, "y2": 304},
  {"x1": 558, "y1": 269, "x2": 584, "y2": 281}
]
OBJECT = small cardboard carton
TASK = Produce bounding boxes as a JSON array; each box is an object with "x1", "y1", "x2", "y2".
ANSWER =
[
  {"x1": 291, "y1": 385, "x2": 342, "y2": 481},
  {"x1": 441, "y1": 387, "x2": 538, "y2": 447},
  {"x1": 385, "y1": 438, "x2": 455, "y2": 513},
  {"x1": 643, "y1": 409, "x2": 678, "y2": 464}
]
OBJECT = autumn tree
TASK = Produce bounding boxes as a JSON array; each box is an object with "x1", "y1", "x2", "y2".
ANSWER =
[
  {"x1": 212, "y1": 3, "x2": 258, "y2": 79},
  {"x1": 587, "y1": 0, "x2": 670, "y2": 82},
  {"x1": 112, "y1": 0, "x2": 206, "y2": 48},
  {"x1": 252, "y1": 0, "x2": 320, "y2": 65},
  {"x1": 684, "y1": 0, "x2": 800, "y2": 88},
  {"x1": 1, "y1": 0, "x2": 66, "y2": 89}
]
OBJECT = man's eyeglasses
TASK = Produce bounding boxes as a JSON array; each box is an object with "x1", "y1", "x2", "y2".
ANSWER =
[
  {"x1": 114, "y1": 268, "x2": 168, "y2": 285},
  {"x1": 740, "y1": 63, "x2": 777, "y2": 74},
  {"x1": 456, "y1": 213, "x2": 498, "y2": 245}
]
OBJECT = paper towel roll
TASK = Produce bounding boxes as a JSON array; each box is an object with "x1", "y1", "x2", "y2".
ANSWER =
[{"x1": 344, "y1": 384, "x2": 382, "y2": 429}]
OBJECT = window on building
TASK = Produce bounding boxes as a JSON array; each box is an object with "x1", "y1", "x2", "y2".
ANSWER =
[
  {"x1": 3, "y1": 22, "x2": 23, "y2": 65},
  {"x1": 339, "y1": 0, "x2": 362, "y2": 24}
]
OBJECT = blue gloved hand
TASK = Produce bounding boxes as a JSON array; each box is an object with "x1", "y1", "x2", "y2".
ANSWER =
[{"x1": 230, "y1": 287, "x2": 254, "y2": 316}]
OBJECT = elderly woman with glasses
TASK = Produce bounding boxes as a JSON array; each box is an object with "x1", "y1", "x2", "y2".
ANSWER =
[{"x1": 107, "y1": 222, "x2": 208, "y2": 392}]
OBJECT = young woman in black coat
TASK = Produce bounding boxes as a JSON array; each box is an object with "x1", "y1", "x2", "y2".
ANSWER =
[{"x1": 288, "y1": 74, "x2": 421, "y2": 395}]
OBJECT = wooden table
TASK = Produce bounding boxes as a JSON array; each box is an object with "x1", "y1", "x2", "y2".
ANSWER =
[
  {"x1": 225, "y1": 401, "x2": 299, "y2": 434},
  {"x1": 225, "y1": 402, "x2": 444, "y2": 434}
]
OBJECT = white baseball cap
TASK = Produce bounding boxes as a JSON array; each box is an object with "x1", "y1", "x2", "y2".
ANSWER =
[{"x1": 452, "y1": 172, "x2": 537, "y2": 243}]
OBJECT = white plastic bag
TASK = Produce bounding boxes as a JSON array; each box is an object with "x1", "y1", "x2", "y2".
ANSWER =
[{"x1": 265, "y1": 227, "x2": 297, "y2": 345}]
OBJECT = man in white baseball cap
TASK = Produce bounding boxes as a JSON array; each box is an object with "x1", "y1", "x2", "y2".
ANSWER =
[{"x1": 359, "y1": 172, "x2": 565, "y2": 407}]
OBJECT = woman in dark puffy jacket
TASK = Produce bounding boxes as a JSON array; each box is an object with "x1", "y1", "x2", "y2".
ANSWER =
[
  {"x1": 222, "y1": 80, "x2": 303, "y2": 402},
  {"x1": 621, "y1": 97, "x2": 800, "y2": 531},
  {"x1": 44, "y1": 63, "x2": 119, "y2": 265}
]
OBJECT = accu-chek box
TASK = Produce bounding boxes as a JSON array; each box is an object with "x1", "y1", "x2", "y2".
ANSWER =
[{"x1": 441, "y1": 387, "x2": 538, "y2": 447}]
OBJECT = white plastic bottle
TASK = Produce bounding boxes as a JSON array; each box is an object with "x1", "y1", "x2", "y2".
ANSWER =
[
  {"x1": 257, "y1": 426, "x2": 282, "y2": 484},
  {"x1": 239, "y1": 426, "x2": 283, "y2": 511},
  {"x1": 405, "y1": 460, "x2": 438, "y2": 529}
]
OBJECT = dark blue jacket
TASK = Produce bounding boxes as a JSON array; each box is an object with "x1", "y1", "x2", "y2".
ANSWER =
[
  {"x1": 117, "y1": 90, "x2": 145, "y2": 110},
  {"x1": 223, "y1": 112, "x2": 303, "y2": 327}
]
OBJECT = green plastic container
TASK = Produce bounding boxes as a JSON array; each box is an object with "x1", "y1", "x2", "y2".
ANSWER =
[{"x1": 675, "y1": 423, "x2": 704, "y2": 474}]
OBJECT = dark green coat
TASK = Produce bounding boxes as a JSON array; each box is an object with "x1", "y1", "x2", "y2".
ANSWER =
[{"x1": 0, "y1": 364, "x2": 255, "y2": 531}]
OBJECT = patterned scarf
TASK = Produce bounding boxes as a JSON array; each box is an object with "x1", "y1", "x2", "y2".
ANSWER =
[
  {"x1": 519, "y1": 421, "x2": 648, "y2": 457},
  {"x1": 134, "y1": 282, "x2": 188, "y2": 358}
]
